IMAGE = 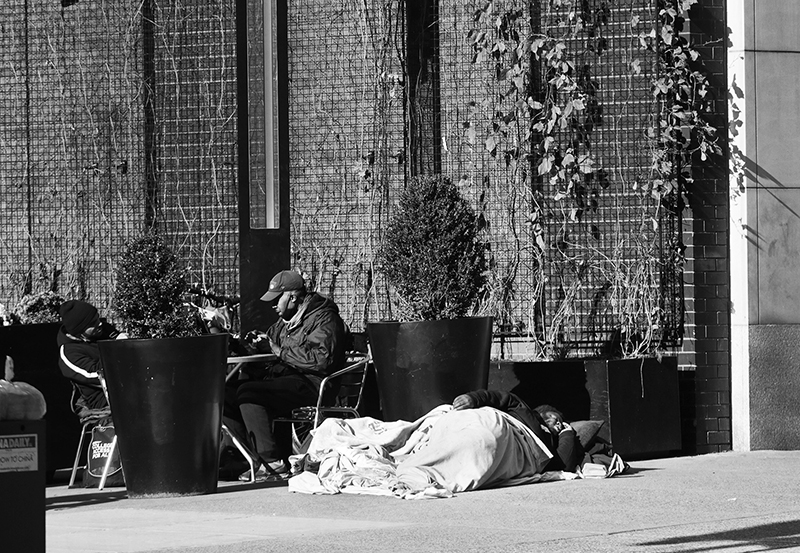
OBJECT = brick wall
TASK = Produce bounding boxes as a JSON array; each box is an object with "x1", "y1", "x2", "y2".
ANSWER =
[{"x1": 678, "y1": 0, "x2": 731, "y2": 454}]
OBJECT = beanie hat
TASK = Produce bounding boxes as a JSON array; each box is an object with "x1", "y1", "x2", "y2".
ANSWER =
[{"x1": 59, "y1": 300, "x2": 98, "y2": 336}]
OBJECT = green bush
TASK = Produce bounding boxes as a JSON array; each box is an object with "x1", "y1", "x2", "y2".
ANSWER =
[
  {"x1": 12, "y1": 291, "x2": 66, "y2": 324},
  {"x1": 113, "y1": 231, "x2": 196, "y2": 339},
  {"x1": 378, "y1": 175, "x2": 488, "y2": 321}
]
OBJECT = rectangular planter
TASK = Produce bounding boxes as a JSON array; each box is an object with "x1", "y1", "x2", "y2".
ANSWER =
[
  {"x1": 585, "y1": 357, "x2": 682, "y2": 459},
  {"x1": 490, "y1": 356, "x2": 682, "y2": 459}
]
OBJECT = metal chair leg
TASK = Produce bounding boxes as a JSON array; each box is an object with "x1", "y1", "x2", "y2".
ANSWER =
[
  {"x1": 69, "y1": 422, "x2": 91, "y2": 488},
  {"x1": 222, "y1": 423, "x2": 256, "y2": 483},
  {"x1": 98, "y1": 434, "x2": 118, "y2": 490}
]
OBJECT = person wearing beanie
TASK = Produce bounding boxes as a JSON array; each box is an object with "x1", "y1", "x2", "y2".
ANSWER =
[{"x1": 57, "y1": 300, "x2": 121, "y2": 410}]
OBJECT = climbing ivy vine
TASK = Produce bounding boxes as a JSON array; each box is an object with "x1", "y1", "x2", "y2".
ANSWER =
[{"x1": 466, "y1": 0, "x2": 722, "y2": 358}]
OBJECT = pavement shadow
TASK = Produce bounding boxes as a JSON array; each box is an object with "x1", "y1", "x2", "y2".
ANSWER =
[
  {"x1": 620, "y1": 466, "x2": 660, "y2": 476},
  {"x1": 216, "y1": 479, "x2": 289, "y2": 494},
  {"x1": 46, "y1": 490, "x2": 128, "y2": 510},
  {"x1": 46, "y1": 479, "x2": 287, "y2": 510},
  {"x1": 637, "y1": 519, "x2": 800, "y2": 551}
]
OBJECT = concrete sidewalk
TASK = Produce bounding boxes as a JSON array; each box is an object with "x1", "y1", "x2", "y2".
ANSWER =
[{"x1": 45, "y1": 450, "x2": 800, "y2": 553}]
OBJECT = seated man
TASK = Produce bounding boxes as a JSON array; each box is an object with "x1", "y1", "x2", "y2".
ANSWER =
[
  {"x1": 57, "y1": 299, "x2": 121, "y2": 413},
  {"x1": 453, "y1": 390, "x2": 583, "y2": 472},
  {"x1": 230, "y1": 270, "x2": 347, "y2": 481}
]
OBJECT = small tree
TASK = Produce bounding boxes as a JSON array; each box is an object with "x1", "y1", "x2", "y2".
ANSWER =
[
  {"x1": 378, "y1": 175, "x2": 488, "y2": 321},
  {"x1": 113, "y1": 231, "x2": 196, "y2": 339}
]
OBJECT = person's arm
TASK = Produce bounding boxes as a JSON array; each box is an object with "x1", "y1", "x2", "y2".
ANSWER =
[
  {"x1": 553, "y1": 426, "x2": 583, "y2": 472},
  {"x1": 453, "y1": 389, "x2": 525, "y2": 412},
  {"x1": 59, "y1": 343, "x2": 102, "y2": 387}
]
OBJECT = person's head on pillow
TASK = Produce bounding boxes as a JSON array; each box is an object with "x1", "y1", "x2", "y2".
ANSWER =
[{"x1": 535, "y1": 404, "x2": 566, "y2": 434}]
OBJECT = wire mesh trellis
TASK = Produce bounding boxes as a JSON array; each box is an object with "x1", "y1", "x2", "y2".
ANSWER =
[
  {"x1": 0, "y1": 1, "x2": 147, "y2": 313},
  {"x1": 0, "y1": 0, "x2": 239, "y2": 318},
  {"x1": 286, "y1": 0, "x2": 407, "y2": 331},
  {"x1": 435, "y1": 0, "x2": 683, "y2": 357},
  {"x1": 0, "y1": 0, "x2": 682, "y2": 357}
]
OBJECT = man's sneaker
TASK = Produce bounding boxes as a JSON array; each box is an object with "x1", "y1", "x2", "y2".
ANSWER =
[{"x1": 239, "y1": 459, "x2": 289, "y2": 482}]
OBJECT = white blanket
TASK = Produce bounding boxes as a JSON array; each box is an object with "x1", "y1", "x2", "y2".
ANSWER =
[{"x1": 288, "y1": 405, "x2": 576, "y2": 499}]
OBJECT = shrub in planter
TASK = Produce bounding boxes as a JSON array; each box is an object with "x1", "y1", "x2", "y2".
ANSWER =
[
  {"x1": 100, "y1": 230, "x2": 227, "y2": 497},
  {"x1": 370, "y1": 175, "x2": 493, "y2": 421},
  {"x1": 378, "y1": 175, "x2": 488, "y2": 321},
  {"x1": 113, "y1": 232, "x2": 196, "y2": 339}
]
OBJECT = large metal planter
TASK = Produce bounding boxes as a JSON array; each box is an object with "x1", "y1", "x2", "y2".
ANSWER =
[
  {"x1": 367, "y1": 317, "x2": 493, "y2": 422},
  {"x1": 98, "y1": 334, "x2": 227, "y2": 498}
]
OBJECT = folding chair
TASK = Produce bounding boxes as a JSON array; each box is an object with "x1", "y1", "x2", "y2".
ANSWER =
[
  {"x1": 68, "y1": 381, "x2": 119, "y2": 489},
  {"x1": 221, "y1": 335, "x2": 372, "y2": 482},
  {"x1": 274, "y1": 338, "x2": 372, "y2": 454}
]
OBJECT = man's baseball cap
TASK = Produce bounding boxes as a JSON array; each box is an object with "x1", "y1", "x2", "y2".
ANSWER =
[{"x1": 260, "y1": 270, "x2": 306, "y2": 302}]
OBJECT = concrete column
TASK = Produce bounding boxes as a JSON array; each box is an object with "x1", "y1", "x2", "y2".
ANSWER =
[{"x1": 727, "y1": 0, "x2": 750, "y2": 451}]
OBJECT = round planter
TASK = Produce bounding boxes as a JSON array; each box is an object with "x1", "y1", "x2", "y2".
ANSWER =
[
  {"x1": 98, "y1": 334, "x2": 228, "y2": 497},
  {"x1": 367, "y1": 316, "x2": 493, "y2": 422}
]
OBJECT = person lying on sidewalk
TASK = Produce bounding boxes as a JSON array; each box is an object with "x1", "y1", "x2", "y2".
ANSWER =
[{"x1": 452, "y1": 390, "x2": 583, "y2": 472}]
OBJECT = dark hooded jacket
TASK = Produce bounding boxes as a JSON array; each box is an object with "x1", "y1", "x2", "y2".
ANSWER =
[
  {"x1": 57, "y1": 321, "x2": 119, "y2": 410},
  {"x1": 263, "y1": 292, "x2": 347, "y2": 381}
]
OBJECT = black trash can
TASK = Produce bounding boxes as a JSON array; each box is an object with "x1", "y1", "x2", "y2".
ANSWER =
[
  {"x1": 367, "y1": 316, "x2": 492, "y2": 422},
  {"x1": 0, "y1": 419, "x2": 46, "y2": 553},
  {"x1": 0, "y1": 323, "x2": 78, "y2": 481},
  {"x1": 98, "y1": 334, "x2": 227, "y2": 498}
]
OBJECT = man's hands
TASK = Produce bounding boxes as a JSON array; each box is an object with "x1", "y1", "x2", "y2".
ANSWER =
[
  {"x1": 268, "y1": 339, "x2": 282, "y2": 358},
  {"x1": 452, "y1": 394, "x2": 475, "y2": 411}
]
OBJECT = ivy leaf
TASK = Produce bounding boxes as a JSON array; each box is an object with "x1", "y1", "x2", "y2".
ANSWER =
[
  {"x1": 680, "y1": 0, "x2": 698, "y2": 12},
  {"x1": 537, "y1": 157, "x2": 552, "y2": 176},
  {"x1": 630, "y1": 59, "x2": 642, "y2": 75},
  {"x1": 530, "y1": 37, "x2": 546, "y2": 56},
  {"x1": 630, "y1": 15, "x2": 640, "y2": 26},
  {"x1": 485, "y1": 135, "x2": 498, "y2": 156},
  {"x1": 569, "y1": 207, "x2": 579, "y2": 222},
  {"x1": 578, "y1": 154, "x2": 594, "y2": 174},
  {"x1": 661, "y1": 25, "x2": 674, "y2": 45},
  {"x1": 652, "y1": 78, "x2": 670, "y2": 96}
]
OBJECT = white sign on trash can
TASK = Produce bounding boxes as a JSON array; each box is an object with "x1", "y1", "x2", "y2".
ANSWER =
[{"x1": 0, "y1": 434, "x2": 38, "y2": 472}]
